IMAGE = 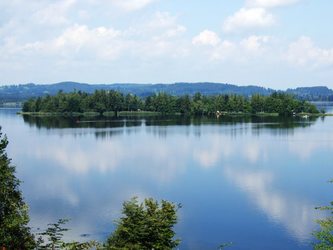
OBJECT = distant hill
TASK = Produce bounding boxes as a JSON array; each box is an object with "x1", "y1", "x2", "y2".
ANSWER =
[
  {"x1": 286, "y1": 86, "x2": 333, "y2": 101},
  {"x1": 0, "y1": 81, "x2": 332, "y2": 103},
  {"x1": 0, "y1": 82, "x2": 274, "y2": 102}
]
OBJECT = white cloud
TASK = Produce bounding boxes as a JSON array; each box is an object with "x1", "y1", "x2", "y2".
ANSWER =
[
  {"x1": 247, "y1": 0, "x2": 299, "y2": 8},
  {"x1": 111, "y1": 0, "x2": 156, "y2": 11},
  {"x1": 240, "y1": 35, "x2": 271, "y2": 52},
  {"x1": 0, "y1": 10, "x2": 189, "y2": 63},
  {"x1": 147, "y1": 12, "x2": 187, "y2": 38},
  {"x1": 132, "y1": 12, "x2": 188, "y2": 58},
  {"x1": 149, "y1": 11, "x2": 178, "y2": 28},
  {"x1": 210, "y1": 40, "x2": 237, "y2": 60},
  {"x1": 223, "y1": 8, "x2": 275, "y2": 32},
  {"x1": 32, "y1": 0, "x2": 77, "y2": 26},
  {"x1": 0, "y1": 0, "x2": 330, "y2": 85},
  {"x1": 21, "y1": 24, "x2": 124, "y2": 60},
  {"x1": 285, "y1": 36, "x2": 333, "y2": 68},
  {"x1": 192, "y1": 30, "x2": 221, "y2": 46},
  {"x1": 196, "y1": 34, "x2": 272, "y2": 61}
]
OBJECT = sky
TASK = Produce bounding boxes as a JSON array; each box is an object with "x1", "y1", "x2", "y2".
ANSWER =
[{"x1": 0, "y1": 0, "x2": 333, "y2": 89}]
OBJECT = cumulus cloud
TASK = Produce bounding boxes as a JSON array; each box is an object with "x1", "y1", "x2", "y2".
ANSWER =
[
  {"x1": 0, "y1": 9, "x2": 189, "y2": 65},
  {"x1": 223, "y1": 8, "x2": 275, "y2": 32},
  {"x1": 246, "y1": 0, "x2": 300, "y2": 8},
  {"x1": 147, "y1": 12, "x2": 187, "y2": 38},
  {"x1": 240, "y1": 35, "x2": 271, "y2": 52},
  {"x1": 192, "y1": 30, "x2": 221, "y2": 46},
  {"x1": 196, "y1": 34, "x2": 271, "y2": 61},
  {"x1": 32, "y1": 0, "x2": 77, "y2": 26},
  {"x1": 0, "y1": 0, "x2": 330, "y2": 85},
  {"x1": 222, "y1": 0, "x2": 300, "y2": 34},
  {"x1": 110, "y1": 0, "x2": 156, "y2": 11},
  {"x1": 210, "y1": 40, "x2": 237, "y2": 60},
  {"x1": 17, "y1": 25, "x2": 124, "y2": 61},
  {"x1": 285, "y1": 36, "x2": 333, "y2": 68}
]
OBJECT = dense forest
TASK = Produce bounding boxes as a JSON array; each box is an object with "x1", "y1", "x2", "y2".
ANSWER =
[{"x1": 22, "y1": 90, "x2": 319, "y2": 116}]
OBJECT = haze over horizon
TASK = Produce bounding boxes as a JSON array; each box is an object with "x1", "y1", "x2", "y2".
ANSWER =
[{"x1": 1, "y1": 0, "x2": 333, "y2": 89}]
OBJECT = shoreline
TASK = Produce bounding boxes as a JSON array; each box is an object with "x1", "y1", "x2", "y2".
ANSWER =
[{"x1": 17, "y1": 111, "x2": 333, "y2": 118}]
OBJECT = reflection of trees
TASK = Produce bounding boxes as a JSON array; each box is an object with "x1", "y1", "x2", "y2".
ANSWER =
[
  {"x1": 251, "y1": 116, "x2": 318, "y2": 136},
  {"x1": 94, "y1": 130, "x2": 124, "y2": 139},
  {"x1": 22, "y1": 115, "x2": 319, "y2": 138},
  {"x1": 22, "y1": 115, "x2": 127, "y2": 129}
]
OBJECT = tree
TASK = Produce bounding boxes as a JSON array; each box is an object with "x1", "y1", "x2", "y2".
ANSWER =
[
  {"x1": 36, "y1": 218, "x2": 99, "y2": 250},
  {"x1": 250, "y1": 94, "x2": 265, "y2": 113},
  {"x1": 36, "y1": 218, "x2": 70, "y2": 249},
  {"x1": 107, "y1": 90, "x2": 124, "y2": 116},
  {"x1": 177, "y1": 95, "x2": 192, "y2": 115},
  {"x1": 313, "y1": 180, "x2": 333, "y2": 249},
  {"x1": 0, "y1": 127, "x2": 35, "y2": 249},
  {"x1": 106, "y1": 197, "x2": 181, "y2": 250},
  {"x1": 124, "y1": 94, "x2": 143, "y2": 112}
]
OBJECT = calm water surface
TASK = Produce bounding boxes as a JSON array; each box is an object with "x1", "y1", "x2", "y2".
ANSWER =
[{"x1": 0, "y1": 108, "x2": 332, "y2": 250}]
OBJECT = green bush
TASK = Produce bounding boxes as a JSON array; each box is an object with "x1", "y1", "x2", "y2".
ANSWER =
[
  {"x1": 106, "y1": 197, "x2": 181, "y2": 250},
  {"x1": 313, "y1": 181, "x2": 333, "y2": 249}
]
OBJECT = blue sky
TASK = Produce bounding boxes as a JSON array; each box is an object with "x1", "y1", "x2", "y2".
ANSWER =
[{"x1": 0, "y1": 0, "x2": 333, "y2": 89}]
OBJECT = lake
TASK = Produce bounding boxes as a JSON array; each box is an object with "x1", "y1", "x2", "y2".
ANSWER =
[{"x1": 0, "y1": 108, "x2": 332, "y2": 249}]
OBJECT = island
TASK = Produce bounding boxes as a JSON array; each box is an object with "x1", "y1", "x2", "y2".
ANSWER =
[{"x1": 20, "y1": 90, "x2": 322, "y2": 117}]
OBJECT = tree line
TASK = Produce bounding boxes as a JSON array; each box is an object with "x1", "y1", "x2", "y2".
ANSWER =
[{"x1": 22, "y1": 90, "x2": 319, "y2": 116}]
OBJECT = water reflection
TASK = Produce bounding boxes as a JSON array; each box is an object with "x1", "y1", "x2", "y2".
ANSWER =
[
  {"x1": 22, "y1": 115, "x2": 318, "y2": 139},
  {"x1": 224, "y1": 166, "x2": 322, "y2": 242},
  {"x1": 1, "y1": 110, "x2": 332, "y2": 249}
]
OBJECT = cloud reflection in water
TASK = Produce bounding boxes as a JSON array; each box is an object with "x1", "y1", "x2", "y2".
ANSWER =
[{"x1": 3, "y1": 113, "x2": 332, "y2": 247}]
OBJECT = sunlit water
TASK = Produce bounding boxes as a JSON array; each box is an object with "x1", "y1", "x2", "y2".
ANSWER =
[{"x1": 1, "y1": 107, "x2": 333, "y2": 250}]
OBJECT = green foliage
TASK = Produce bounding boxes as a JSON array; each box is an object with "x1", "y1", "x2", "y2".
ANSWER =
[
  {"x1": 22, "y1": 91, "x2": 319, "y2": 117},
  {"x1": 219, "y1": 242, "x2": 233, "y2": 249},
  {"x1": 63, "y1": 240, "x2": 101, "y2": 250},
  {"x1": 313, "y1": 181, "x2": 333, "y2": 250},
  {"x1": 36, "y1": 218, "x2": 101, "y2": 250},
  {"x1": 0, "y1": 127, "x2": 35, "y2": 249},
  {"x1": 36, "y1": 218, "x2": 70, "y2": 249},
  {"x1": 106, "y1": 197, "x2": 181, "y2": 250}
]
